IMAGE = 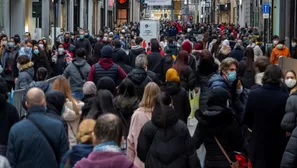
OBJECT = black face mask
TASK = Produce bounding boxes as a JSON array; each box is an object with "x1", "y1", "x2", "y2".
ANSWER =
[{"x1": 64, "y1": 38, "x2": 70, "y2": 43}]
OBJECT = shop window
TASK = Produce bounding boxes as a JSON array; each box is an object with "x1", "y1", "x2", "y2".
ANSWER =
[{"x1": 117, "y1": 9, "x2": 127, "y2": 25}]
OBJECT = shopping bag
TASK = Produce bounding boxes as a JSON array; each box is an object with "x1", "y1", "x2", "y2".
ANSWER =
[{"x1": 188, "y1": 89, "x2": 200, "y2": 118}]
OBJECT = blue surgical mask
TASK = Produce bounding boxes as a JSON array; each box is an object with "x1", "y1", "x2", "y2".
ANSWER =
[
  {"x1": 236, "y1": 85, "x2": 243, "y2": 95},
  {"x1": 227, "y1": 71, "x2": 237, "y2": 82},
  {"x1": 58, "y1": 48, "x2": 64, "y2": 53},
  {"x1": 292, "y1": 43, "x2": 296, "y2": 48},
  {"x1": 33, "y1": 49, "x2": 39, "y2": 55},
  {"x1": 79, "y1": 35, "x2": 84, "y2": 39},
  {"x1": 7, "y1": 42, "x2": 14, "y2": 48},
  {"x1": 277, "y1": 44, "x2": 283, "y2": 49},
  {"x1": 25, "y1": 47, "x2": 32, "y2": 52}
]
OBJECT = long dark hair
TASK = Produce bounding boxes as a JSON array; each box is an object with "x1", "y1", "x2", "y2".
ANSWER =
[
  {"x1": 198, "y1": 49, "x2": 218, "y2": 75},
  {"x1": 245, "y1": 47, "x2": 255, "y2": 71},
  {"x1": 118, "y1": 78, "x2": 137, "y2": 97},
  {"x1": 173, "y1": 50, "x2": 189, "y2": 75},
  {"x1": 89, "y1": 90, "x2": 116, "y2": 119}
]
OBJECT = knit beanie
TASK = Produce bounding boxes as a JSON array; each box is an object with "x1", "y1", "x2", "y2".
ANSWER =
[
  {"x1": 166, "y1": 68, "x2": 180, "y2": 83},
  {"x1": 83, "y1": 81, "x2": 97, "y2": 96},
  {"x1": 182, "y1": 40, "x2": 192, "y2": 54},
  {"x1": 101, "y1": 46, "x2": 113, "y2": 58},
  {"x1": 77, "y1": 119, "x2": 96, "y2": 144}
]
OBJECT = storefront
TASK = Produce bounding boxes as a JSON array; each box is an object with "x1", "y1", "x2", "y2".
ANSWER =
[{"x1": 116, "y1": 0, "x2": 129, "y2": 25}]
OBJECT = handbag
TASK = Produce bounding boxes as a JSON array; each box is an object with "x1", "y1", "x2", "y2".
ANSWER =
[
  {"x1": 188, "y1": 89, "x2": 200, "y2": 118},
  {"x1": 214, "y1": 137, "x2": 252, "y2": 168}
]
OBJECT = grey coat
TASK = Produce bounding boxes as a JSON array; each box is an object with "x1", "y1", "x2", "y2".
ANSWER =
[
  {"x1": 15, "y1": 67, "x2": 34, "y2": 90},
  {"x1": 63, "y1": 58, "x2": 91, "y2": 92},
  {"x1": 281, "y1": 92, "x2": 297, "y2": 132}
]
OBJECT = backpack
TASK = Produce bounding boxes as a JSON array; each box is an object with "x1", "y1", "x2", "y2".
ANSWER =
[{"x1": 163, "y1": 54, "x2": 176, "y2": 74}]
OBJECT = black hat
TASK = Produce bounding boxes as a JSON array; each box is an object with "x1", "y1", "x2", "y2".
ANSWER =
[
  {"x1": 207, "y1": 88, "x2": 231, "y2": 108},
  {"x1": 101, "y1": 46, "x2": 113, "y2": 58}
]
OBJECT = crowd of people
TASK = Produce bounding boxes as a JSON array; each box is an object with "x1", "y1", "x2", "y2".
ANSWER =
[{"x1": 1, "y1": 21, "x2": 297, "y2": 168}]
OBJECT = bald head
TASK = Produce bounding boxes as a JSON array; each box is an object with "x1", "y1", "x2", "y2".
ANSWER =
[{"x1": 26, "y1": 87, "x2": 46, "y2": 108}]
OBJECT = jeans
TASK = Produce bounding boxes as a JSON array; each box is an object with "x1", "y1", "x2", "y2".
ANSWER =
[{"x1": 72, "y1": 92, "x2": 84, "y2": 100}]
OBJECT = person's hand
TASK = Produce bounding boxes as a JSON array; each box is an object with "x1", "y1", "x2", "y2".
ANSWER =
[{"x1": 194, "y1": 87, "x2": 199, "y2": 93}]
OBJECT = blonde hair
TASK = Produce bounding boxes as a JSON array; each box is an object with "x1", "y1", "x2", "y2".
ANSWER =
[
  {"x1": 52, "y1": 76, "x2": 79, "y2": 115},
  {"x1": 139, "y1": 82, "x2": 160, "y2": 108},
  {"x1": 77, "y1": 119, "x2": 96, "y2": 144},
  {"x1": 219, "y1": 57, "x2": 239, "y2": 72}
]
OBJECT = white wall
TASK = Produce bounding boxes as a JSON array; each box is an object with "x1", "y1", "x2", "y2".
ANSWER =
[{"x1": 68, "y1": 0, "x2": 74, "y2": 32}]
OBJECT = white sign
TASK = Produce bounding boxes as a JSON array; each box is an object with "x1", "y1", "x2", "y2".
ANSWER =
[
  {"x1": 263, "y1": 13, "x2": 269, "y2": 19},
  {"x1": 144, "y1": 0, "x2": 171, "y2": 6},
  {"x1": 139, "y1": 20, "x2": 160, "y2": 49}
]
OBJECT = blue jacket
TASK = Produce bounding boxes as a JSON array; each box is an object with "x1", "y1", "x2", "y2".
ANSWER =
[
  {"x1": 60, "y1": 144, "x2": 93, "y2": 168},
  {"x1": 6, "y1": 106, "x2": 69, "y2": 168},
  {"x1": 208, "y1": 73, "x2": 230, "y2": 89},
  {"x1": 230, "y1": 47, "x2": 244, "y2": 62}
]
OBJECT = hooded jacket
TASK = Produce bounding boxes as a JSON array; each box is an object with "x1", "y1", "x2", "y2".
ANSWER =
[
  {"x1": 114, "y1": 49, "x2": 132, "y2": 74},
  {"x1": 127, "y1": 68, "x2": 153, "y2": 99},
  {"x1": 137, "y1": 102, "x2": 200, "y2": 168},
  {"x1": 281, "y1": 91, "x2": 297, "y2": 132},
  {"x1": 15, "y1": 63, "x2": 35, "y2": 90},
  {"x1": 281, "y1": 126, "x2": 297, "y2": 167},
  {"x1": 147, "y1": 51, "x2": 164, "y2": 82},
  {"x1": 230, "y1": 45, "x2": 244, "y2": 62},
  {"x1": 61, "y1": 144, "x2": 93, "y2": 168},
  {"x1": 32, "y1": 51, "x2": 52, "y2": 78},
  {"x1": 51, "y1": 53, "x2": 67, "y2": 76},
  {"x1": 63, "y1": 58, "x2": 91, "y2": 92},
  {"x1": 129, "y1": 46, "x2": 146, "y2": 68},
  {"x1": 75, "y1": 38, "x2": 92, "y2": 55}
]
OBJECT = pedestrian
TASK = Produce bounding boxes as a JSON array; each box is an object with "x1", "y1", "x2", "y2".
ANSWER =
[
  {"x1": 128, "y1": 37, "x2": 145, "y2": 68},
  {"x1": 0, "y1": 78, "x2": 19, "y2": 156},
  {"x1": 31, "y1": 44, "x2": 52, "y2": 78},
  {"x1": 281, "y1": 126, "x2": 297, "y2": 168},
  {"x1": 74, "y1": 114, "x2": 137, "y2": 168},
  {"x1": 0, "y1": 34, "x2": 7, "y2": 57},
  {"x1": 127, "y1": 82, "x2": 160, "y2": 168},
  {"x1": 6, "y1": 88, "x2": 69, "y2": 168},
  {"x1": 266, "y1": 35, "x2": 279, "y2": 58},
  {"x1": 75, "y1": 29, "x2": 92, "y2": 56},
  {"x1": 238, "y1": 47, "x2": 256, "y2": 89},
  {"x1": 87, "y1": 89, "x2": 117, "y2": 120},
  {"x1": 111, "y1": 39, "x2": 126, "y2": 62},
  {"x1": 96, "y1": 76, "x2": 117, "y2": 95},
  {"x1": 161, "y1": 68, "x2": 190, "y2": 124},
  {"x1": 63, "y1": 48, "x2": 91, "y2": 100},
  {"x1": 37, "y1": 40, "x2": 50, "y2": 60},
  {"x1": 252, "y1": 56, "x2": 270, "y2": 89},
  {"x1": 137, "y1": 92, "x2": 201, "y2": 168},
  {"x1": 147, "y1": 39, "x2": 165, "y2": 82},
  {"x1": 52, "y1": 76, "x2": 84, "y2": 147},
  {"x1": 173, "y1": 50, "x2": 196, "y2": 91},
  {"x1": 230, "y1": 40, "x2": 244, "y2": 62},
  {"x1": 194, "y1": 88, "x2": 244, "y2": 168},
  {"x1": 291, "y1": 38, "x2": 297, "y2": 59},
  {"x1": 51, "y1": 44, "x2": 72, "y2": 77},
  {"x1": 127, "y1": 54, "x2": 158, "y2": 99},
  {"x1": 61, "y1": 119, "x2": 95, "y2": 168},
  {"x1": 281, "y1": 70, "x2": 297, "y2": 133},
  {"x1": 45, "y1": 90, "x2": 68, "y2": 136},
  {"x1": 165, "y1": 37, "x2": 179, "y2": 56},
  {"x1": 89, "y1": 40, "x2": 104, "y2": 65},
  {"x1": 1, "y1": 37, "x2": 19, "y2": 91},
  {"x1": 112, "y1": 40, "x2": 132, "y2": 74},
  {"x1": 242, "y1": 65, "x2": 288, "y2": 168},
  {"x1": 181, "y1": 40, "x2": 196, "y2": 72},
  {"x1": 87, "y1": 45, "x2": 127, "y2": 85},
  {"x1": 18, "y1": 40, "x2": 33, "y2": 59},
  {"x1": 15, "y1": 55, "x2": 34, "y2": 90},
  {"x1": 81, "y1": 81, "x2": 97, "y2": 120},
  {"x1": 247, "y1": 38, "x2": 263, "y2": 61},
  {"x1": 217, "y1": 39, "x2": 231, "y2": 61},
  {"x1": 114, "y1": 78, "x2": 140, "y2": 137},
  {"x1": 270, "y1": 39, "x2": 291, "y2": 64}
]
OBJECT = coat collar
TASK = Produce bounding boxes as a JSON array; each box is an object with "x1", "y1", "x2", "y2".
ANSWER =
[{"x1": 27, "y1": 105, "x2": 47, "y2": 114}]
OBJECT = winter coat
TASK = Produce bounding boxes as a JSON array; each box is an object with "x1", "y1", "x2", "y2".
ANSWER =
[
  {"x1": 62, "y1": 99, "x2": 84, "y2": 147},
  {"x1": 128, "y1": 46, "x2": 146, "y2": 68},
  {"x1": 6, "y1": 105, "x2": 69, "y2": 168},
  {"x1": 75, "y1": 39, "x2": 92, "y2": 56},
  {"x1": 242, "y1": 84, "x2": 288, "y2": 168},
  {"x1": 127, "y1": 107, "x2": 153, "y2": 168},
  {"x1": 74, "y1": 151, "x2": 137, "y2": 168},
  {"x1": 23, "y1": 80, "x2": 52, "y2": 104},
  {"x1": 147, "y1": 52, "x2": 164, "y2": 82},
  {"x1": 51, "y1": 54, "x2": 67, "y2": 76},
  {"x1": 238, "y1": 57, "x2": 256, "y2": 89},
  {"x1": 194, "y1": 106, "x2": 244, "y2": 168},
  {"x1": 15, "y1": 64, "x2": 35, "y2": 90},
  {"x1": 0, "y1": 102, "x2": 19, "y2": 156},
  {"x1": 137, "y1": 102, "x2": 200, "y2": 168},
  {"x1": 114, "y1": 49, "x2": 132, "y2": 74},
  {"x1": 61, "y1": 144, "x2": 93, "y2": 168},
  {"x1": 63, "y1": 58, "x2": 91, "y2": 92},
  {"x1": 196, "y1": 73, "x2": 215, "y2": 113},
  {"x1": 281, "y1": 91, "x2": 297, "y2": 132},
  {"x1": 113, "y1": 95, "x2": 140, "y2": 137},
  {"x1": 291, "y1": 46, "x2": 297, "y2": 59},
  {"x1": 247, "y1": 44, "x2": 263, "y2": 61},
  {"x1": 217, "y1": 47, "x2": 231, "y2": 62},
  {"x1": 165, "y1": 43, "x2": 179, "y2": 56},
  {"x1": 281, "y1": 126, "x2": 297, "y2": 168},
  {"x1": 62, "y1": 43, "x2": 76, "y2": 58},
  {"x1": 112, "y1": 48, "x2": 126, "y2": 62},
  {"x1": 270, "y1": 46, "x2": 291, "y2": 64},
  {"x1": 81, "y1": 95, "x2": 95, "y2": 120},
  {"x1": 161, "y1": 82, "x2": 191, "y2": 123},
  {"x1": 46, "y1": 91, "x2": 68, "y2": 137},
  {"x1": 178, "y1": 66, "x2": 196, "y2": 91},
  {"x1": 230, "y1": 46, "x2": 244, "y2": 62},
  {"x1": 208, "y1": 39, "x2": 217, "y2": 52},
  {"x1": 32, "y1": 51, "x2": 52, "y2": 78},
  {"x1": 1, "y1": 48, "x2": 18, "y2": 81}
]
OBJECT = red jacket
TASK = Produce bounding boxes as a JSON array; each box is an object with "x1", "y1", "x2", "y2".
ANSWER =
[{"x1": 147, "y1": 49, "x2": 165, "y2": 56}]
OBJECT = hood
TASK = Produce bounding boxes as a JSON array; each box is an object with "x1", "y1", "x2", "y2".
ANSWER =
[
  {"x1": 98, "y1": 58, "x2": 114, "y2": 70},
  {"x1": 167, "y1": 43, "x2": 177, "y2": 49},
  {"x1": 131, "y1": 45, "x2": 142, "y2": 50},
  {"x1": 73, "y1": 58, "x2": 87, "y2": 67},
  {"x1": 116, "y1": 49, "x2": 130, "y2": 65},
  {"x1": 29, "y1": 81, "x2": 50, "y2": 93},
  {"x1": 220, "y1": 46, "x2": 231, "y2": 55},
  {"x1": 208, "y1": 73, "x2": 227, "y2": 88},
  {"x1": 151, "y1": 102, "x2": 179, "y2": 128},
  {"x1": 161, "y1": 82, "x2": 181, "y2": 96},
  {"x1": 71, "y1": 144, "x2": 93, "y2": 159},
  {"x1": 131, "y1": 47, "x2": 145, "y2": 55},
  {"x1": 46, "y1": 90, "x2": 65, "y2": 116},
  {"x1": 22, "y1": 65, "x2": 35, "y2": 76},
  {"x1": 63, "y1": 99, "x2": 84, "y2": 121},
  {"x1": 255, "y1": 72, "x2": 264, "y2": 85},
  {"x1": 127, "y1": 68, "x2": 147, "y2": 85}
]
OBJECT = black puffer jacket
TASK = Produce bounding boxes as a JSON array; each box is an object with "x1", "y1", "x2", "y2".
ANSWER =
[
  {"x1": 81, "y1": 95, "x2": 95, "y2": 120},
  {"x1": 128, "y1": 46, "x2": 146, "y2": 68},
  {"x1": 161, "y1": 82, "x2": 190, "y2": 124},
  {"x1": 147, "y1": 52, "x2": 164, "y2": 82},
  {"x1": 179, "y1": 66, "x2": 196, "y2": 91},
  {"x1": 281, "y1": 91, "x2": 297, "y2": 132},
  {"x1": 32, "y1": 51, "x2": 52, "y2": 78},
  {"x1": 137, "y1": 102, "x2": 200, "y2": 168},
  {"x1": 194, "y1": 106, "x2": 244, "y2": 168},
  {"x1": 114, "y1": 49, "x2": 132, "y2": 74},
  {"x1": 196, "y1": 73, "x2": 215, "y2": 115},
  {"x1": 127, "y1": 68, "x2": 152, "y2": 99},
  {"x1": 281, "y1": 126, "x2": 297, "y2": 168}
]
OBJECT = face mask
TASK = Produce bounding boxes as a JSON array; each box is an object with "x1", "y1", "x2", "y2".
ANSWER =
[
  {"x1": 227, "y1": 71, "x2": 237, "y2": 82},
  {"x1": 236, "y1": 85, "x2": 243, "y2": 95},
  {"x1": 71, "y1": 35, "x2": 74, "y2": 39},
  {"x1": 103, "y1": 37, "x2": 108, "y2": 41},
  {"x1": 79, "y1": 35, "x2": 84, "y2": 39},
  {"x1": 7, "y1": 42, "x2": 14, "y2": 48},
  {"x1": 96, "y1": 37, "x2": 100, "y2": 41},
  {"x1": 285, "y1": 78, "x2": 297, "y2": 88},
  {"x1": 38, "y1": 44, "x2": 44, "y2": 49},
  {"x1": 273, "y1": 40, "x2": 279, "y2": 45},
  {"x1": 17, "y1": 63, "x2": 21, "y2": 70},
  {"x1": 58, "y1": 48, "x2": 64, "y2": 54},
  {"x1": 25, "y1": 47, "x2": 32, "y2": 52},
  {"x1": 33, "y1": 49, "x2": 39, "y2": 55},
  {"x1": 277, "y1": 44, "x2": 283, "y2": 49},
  {"x1": 64, "y1": 38, "x2": 70, "y2": 43},
  {"x1": 292, "y1": 43, "x2": 296, "y2": 48},
  {"x1": 24, "y1": 37, "x2": 28, "y2": 41}
]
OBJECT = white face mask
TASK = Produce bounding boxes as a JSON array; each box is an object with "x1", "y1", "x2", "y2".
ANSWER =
[
  {"x1": 285, "y1": 79, "x2": 297, "y2": 88},
  {"x1": 273, "y1": 40, "x2": 279, "y2": 45}
]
